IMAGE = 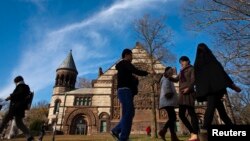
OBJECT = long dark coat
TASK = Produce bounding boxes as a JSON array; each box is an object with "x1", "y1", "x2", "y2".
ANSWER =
[
  {"x1": 9, "y1": 83, "x2": 30, "y2": 118},
  {"x1": 194, "y1": 44, "x2": 234, "y2": 102}
]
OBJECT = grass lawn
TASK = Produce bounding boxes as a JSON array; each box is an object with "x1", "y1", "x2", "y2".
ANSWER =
[{"x1": 5, "y1": 134, "x2": 188, "y2": 141}]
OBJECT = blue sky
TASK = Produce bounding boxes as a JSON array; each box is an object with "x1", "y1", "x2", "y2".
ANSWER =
[{"x1": 0, "y1": 0, "x2": 212, "y2": 104}]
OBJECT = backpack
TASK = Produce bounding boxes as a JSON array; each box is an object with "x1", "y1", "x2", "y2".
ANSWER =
[{"x1": 25, "y1": 91, "x2": 34, "y2": 110}]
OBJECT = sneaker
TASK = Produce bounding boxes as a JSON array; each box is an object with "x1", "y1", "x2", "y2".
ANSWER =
[{"x1": 110, "y1": 130, "x2": 119, "y2": 141}]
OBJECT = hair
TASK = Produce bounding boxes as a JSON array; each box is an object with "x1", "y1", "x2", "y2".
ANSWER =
[
  {"x1": 179, "y1": 56, "x2": 190, "y2": 64},
  {"x1": 14, "y1": 76, "x2": 24, "y2": 83},
  {"x1": 122, "y1": 49, "x2": 132, "y2": 58},
  {"x1": 165, "y1": 67, "x2": 172, "y2": 72}
]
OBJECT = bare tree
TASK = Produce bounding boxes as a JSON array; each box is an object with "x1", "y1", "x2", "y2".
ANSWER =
[
  {"x1": 75, "y1": 77, "x2": 92, "y2": 88},
  {"x1": 26, "y1": 100, "x2": 49, "y2": 126},
  {"x1": 183, "y1": 0, "x2": 250, "y2": 124},
  {"x1": 134, "y1": 14, "x2": 174, "y2": 138},
  {"x1": 230, "y1": 91, "x2": 250, "y2": 124}
]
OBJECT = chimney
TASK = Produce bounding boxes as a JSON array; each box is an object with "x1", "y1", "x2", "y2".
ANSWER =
[{"x1": 98, "y1": 67, "x2": 104, "y2": 76}]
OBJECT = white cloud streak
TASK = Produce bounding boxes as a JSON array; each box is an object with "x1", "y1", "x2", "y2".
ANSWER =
[{"x1": 0, "y1": 0, "x2": 172, "y2": 101}]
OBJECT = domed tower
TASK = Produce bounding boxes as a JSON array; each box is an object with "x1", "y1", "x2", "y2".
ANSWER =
[{"x1": 53, "y1": 50, "x2": 78, "y2": 94}]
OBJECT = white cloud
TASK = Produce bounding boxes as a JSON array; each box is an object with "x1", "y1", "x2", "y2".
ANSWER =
[{"x1": 0, "y1": 0, "x2": 172, "y2": 100}]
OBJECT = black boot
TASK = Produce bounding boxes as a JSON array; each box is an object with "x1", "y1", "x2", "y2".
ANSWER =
[
  {"x1": 171, "y1": 133, "x2": 181, "y2": 141},
  {"x1": 27, "y1": 136, "x2": 34, "y2": 141},
  {"x1": 158, "y1": 128, "x2": 167, "y2": 141}
]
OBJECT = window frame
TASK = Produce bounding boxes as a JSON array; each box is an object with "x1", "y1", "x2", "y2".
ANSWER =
[{"x1": 74, "y1": 96, "x2": 92, "y2": 106}]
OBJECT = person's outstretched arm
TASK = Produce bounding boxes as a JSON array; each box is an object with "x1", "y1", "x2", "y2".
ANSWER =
[
  {"x1": 127, "y1": 62, "x2": 149, "y2": 76},
  {"x1": 169, "y1": 75, "x2": 179, "y2": 83},
  {"x1": 217, "y1": 62, "x2": 241, "y2": 92}
]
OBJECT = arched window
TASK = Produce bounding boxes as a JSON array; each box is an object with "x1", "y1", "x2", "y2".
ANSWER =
[
  {"x1": 99, "y1": 112, "x2": 110, "y2": 133},
  {"x1": 53, "y1": 99, "x2": 61, "y2": 115},
  {"x1": 66, "y1": 74, "x2": 70, "y2": 86},
  {"x1": 61, "y1": 74, "x2": 65, "y2": 85},
  {"x1": 55, "y1": 74, "x2": 59, "y2": 85}
]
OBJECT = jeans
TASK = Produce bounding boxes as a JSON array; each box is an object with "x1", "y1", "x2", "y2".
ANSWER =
[{"x1": 112, "y1": 88, "x2": 135, "y2": 141}]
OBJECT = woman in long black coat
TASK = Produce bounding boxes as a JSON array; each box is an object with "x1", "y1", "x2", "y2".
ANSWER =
[{"x1": 194, "y1": 43, "x2": 241, "y2": 129}]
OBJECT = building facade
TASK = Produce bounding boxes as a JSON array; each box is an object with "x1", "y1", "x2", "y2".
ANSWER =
[{"x1": 47, "y1": 43, "x2": 235, "y2": 135}]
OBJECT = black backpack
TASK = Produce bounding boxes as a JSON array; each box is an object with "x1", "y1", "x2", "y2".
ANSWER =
[{"x1": 25, "y1": 91, "x2": 34, "y2": 110}]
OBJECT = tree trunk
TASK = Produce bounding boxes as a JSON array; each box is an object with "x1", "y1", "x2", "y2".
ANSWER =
[
  {"x1": 151, "y1": 85, "x2": 158, "y2": 138},
  {"x1": 150, "y1": 55, "x2": 158, "y2": 138}
]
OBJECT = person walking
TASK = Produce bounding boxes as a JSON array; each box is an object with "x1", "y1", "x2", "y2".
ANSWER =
[
  {"x1": 146, "y1": 126, "x2": 151, "y2": 136},
  {"x1": 170, "y1": 56, "x2": 199, "y2": 141},
  {"x1": 111, "y1": 49, "x2": 149, "y2": 141},
  {"x1": 194, "y1": 43, "x2": 241, "y2": 130},
  {"x1": 38, "y1": 123, "x2": 46, "y2": 141},
  {"x1": 158, "y1": 67, "x2": 180, "y2": 141},
  {"x1": 0, "y1": 76, "x2": 34, "y2": 141}
]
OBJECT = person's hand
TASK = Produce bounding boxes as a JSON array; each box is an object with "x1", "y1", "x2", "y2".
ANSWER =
[
  {"x1": 5, "y1": 96, "x2": 10, "y2": 101},
  {"x1": 231, "y1": 84, "x2": 241, "y2": 93},
  {"x1": 182, "y1": 88, "x2": 189, "y2": 94}
]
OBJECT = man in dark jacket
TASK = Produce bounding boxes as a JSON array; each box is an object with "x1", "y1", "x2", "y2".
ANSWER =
[
  {"x1": 0, "y1": 76, "x2": 34, "y2": 141},
  {"x1": 111, "y1": 49, "x2": 149, "y2": 141}
]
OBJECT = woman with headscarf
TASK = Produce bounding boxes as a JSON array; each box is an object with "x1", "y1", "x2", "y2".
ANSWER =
[{"x1": 194, "y1": 43, "x2": 241, "y2": 130}]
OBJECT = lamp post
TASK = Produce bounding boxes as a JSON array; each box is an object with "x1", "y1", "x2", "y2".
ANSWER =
[{"x1": 52, "y1": 111, "x2": 59, "y2": 141}]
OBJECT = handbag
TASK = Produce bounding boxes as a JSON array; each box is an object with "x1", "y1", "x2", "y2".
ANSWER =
[{"x1": 165, "y1": 92, "x2": 174, "y2": 99}]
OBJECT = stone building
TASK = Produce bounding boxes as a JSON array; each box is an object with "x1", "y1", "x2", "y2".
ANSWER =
[{"x1": 47, "y1": 43, "x2": 235, "y2": 135}]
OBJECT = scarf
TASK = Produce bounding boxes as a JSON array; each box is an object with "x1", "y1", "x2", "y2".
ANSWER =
[
  {"x1": 16, "y1": 81, "x2": 25, "y2": 86},
  {"x1": 180, "y1": 65, "x2": 191, "y2": 82}
]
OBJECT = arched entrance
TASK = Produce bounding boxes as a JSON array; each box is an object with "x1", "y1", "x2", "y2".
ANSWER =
[
  {"x1": 64, "y1": 108, "x2": 97, "y2": 135},
  {"x1": 70, "y1": 115, "x2": 88, "y2": 135}
]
